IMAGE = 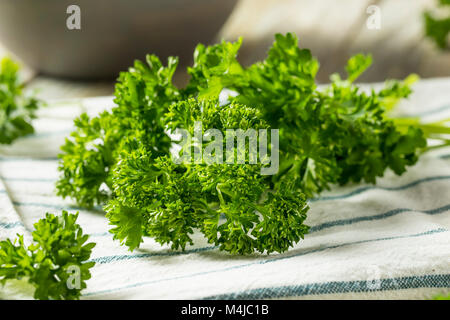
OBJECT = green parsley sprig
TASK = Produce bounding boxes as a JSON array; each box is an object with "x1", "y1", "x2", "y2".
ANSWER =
[{"x1": 0, "y1": 211, "x2": 96, "y2": 300}]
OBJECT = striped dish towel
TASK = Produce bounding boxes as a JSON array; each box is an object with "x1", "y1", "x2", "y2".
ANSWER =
[{"x1": 0, "y1": 78, "x2": 449, "y2": 300}]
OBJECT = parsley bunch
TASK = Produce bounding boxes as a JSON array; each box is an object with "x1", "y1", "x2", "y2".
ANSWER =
[
  {"x1": 0, "y1": 57, "x2": 39, "y2": 144},
  {"x1": 0, "y1": 211, "x2": 95, "y2": 300},
  {"x1": 56, "y1": 33, "x2": 448, "y2": 254}
]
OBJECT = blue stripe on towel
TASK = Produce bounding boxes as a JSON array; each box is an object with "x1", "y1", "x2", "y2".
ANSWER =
[
  {"x1": 310, "y1": 175, "x2": 450, "y2": 202},
  {"x1": 90, "y1": 246, "x2": 217, "y2": 264},
  {"x1": 0, "y1": 221, "x2": 24, "y2": 229},
  {"x1": 203, "y1": 273, "x2": 450, "y2": 299},
  {"x1": 309, "y1": 203, "x2": 450, "y2": 233}
]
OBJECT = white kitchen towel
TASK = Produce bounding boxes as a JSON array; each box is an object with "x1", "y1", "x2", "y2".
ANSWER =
[{"x1": 0, "y1": 78, "x2": 449, "y2": 300}]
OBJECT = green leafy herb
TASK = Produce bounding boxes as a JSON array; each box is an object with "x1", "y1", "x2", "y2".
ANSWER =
[
  {"x1": 0, "y1": 57, "x2": 40, "y2": 144},
  {"x1": 56, "y1": 33, "x2": 449, "y2": 254},
  {"x1": 0, "y1": 211, "x2": 96, "y2": 300}
]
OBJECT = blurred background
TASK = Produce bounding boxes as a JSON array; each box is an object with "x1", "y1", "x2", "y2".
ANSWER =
[{"x1": 0, "y1": 0, "x2": 449, "y2": 99}]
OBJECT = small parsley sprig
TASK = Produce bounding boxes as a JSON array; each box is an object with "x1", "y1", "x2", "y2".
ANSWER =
[
  {"x1": 0, "y1": 211, "x2": 96, "y2": 300},
  {"x1": 0, "y1": 57, "x2": 40, "y2": 144}
]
